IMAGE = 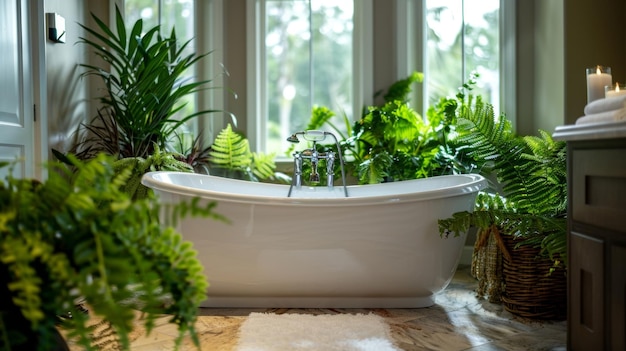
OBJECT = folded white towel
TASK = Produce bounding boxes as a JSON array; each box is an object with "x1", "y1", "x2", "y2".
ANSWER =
[
  {"x1": 576, "y1": 108, "x2": 626, "y2": 125},
  {"x1": 584, "y1": 96, "x2": 626, "y2": 115}
]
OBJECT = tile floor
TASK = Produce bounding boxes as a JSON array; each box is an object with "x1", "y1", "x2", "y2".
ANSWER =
[{"x1": 68, "y1": 265, "x2": 567, "y2": 350}]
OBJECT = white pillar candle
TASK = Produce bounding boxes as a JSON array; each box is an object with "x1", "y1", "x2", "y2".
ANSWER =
[
  {"x1": 605, "y1": 82, "x2": 626, "y2": 99},
  {"x1": 587, "y1": 66, "x2": 612, "y2": 103}
]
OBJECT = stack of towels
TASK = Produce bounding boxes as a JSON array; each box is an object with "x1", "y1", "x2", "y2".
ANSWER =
[{"x1": 577, "y1": 95, "x2": 626, "y2": 125}]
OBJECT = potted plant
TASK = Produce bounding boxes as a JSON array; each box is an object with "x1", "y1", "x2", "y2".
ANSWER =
[
  {"x1": 437, "y1": 89, "x2": 567, "y2": 319},
  {"x1": 0, "y1": 154, "x2": 220, "y2": 350},
  {"x1": 295, "y1": 72, "x2": 469, "y2": 185},
  {"x1": 72, "y1": 6, "x2": 225, "y2": 161},
  {"x1": 58, "y1": 6, "x2": 238, "y2": 199}
]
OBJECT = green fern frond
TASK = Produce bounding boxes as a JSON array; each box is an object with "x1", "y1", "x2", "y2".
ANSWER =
[
  {"x1": 209, "y1": 124, "x2": 252, "y2": 170},
  {"x1": 383, "y1": 71, "x2": 423, "y2": 103},
  {"x1": 455, "y1": 99, "x2": 546, "y2": 213},
  {"x1": 357, "y1": 151, "x2": 392, "y2": 184},
  {"x1": 146, "y1": 144, "x2": 194, "y2": 173},
  {"x1": 108, "y1": 144, "x2": 194, "y2": 200},
  {"x1": 251, "y1": 152, "x2": 277, "y2": 181},
  {"x1": 307, "y1": 106, "x2": 336, "y2": 131},
  {"x1": 520, "y1": 131, "x2": 567, "y2": 216},
  {"x1": 438, "y1": 209, "x2": 499, "y2": 238}
]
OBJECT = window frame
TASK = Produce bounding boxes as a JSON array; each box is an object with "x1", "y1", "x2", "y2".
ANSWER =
[
  {"x1": 196, "y1": 0, "x2": 226, "y2": 147},
  {"x1": 397, "y1": 0, "x2": 516, "y2": 127},
  {"x1": 195, "y1": 0, "x2": 515, "y2": 154},
  {"x1": 245, "y1": 0, "x2": 373, "y2": 156}
]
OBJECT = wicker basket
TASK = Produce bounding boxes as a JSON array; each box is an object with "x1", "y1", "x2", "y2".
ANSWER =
[{"x1": 500, "y1": 234, "x2": 567, "y2": 320}]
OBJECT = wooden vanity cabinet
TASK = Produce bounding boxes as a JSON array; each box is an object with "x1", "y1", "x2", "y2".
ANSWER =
[{"x1": 554, "y1": 124, "x2": 626, "y2": 351}]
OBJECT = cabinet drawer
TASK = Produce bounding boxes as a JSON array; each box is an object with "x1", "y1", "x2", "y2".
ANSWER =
[{"x1": 572, "y1": 148, "x2": 626, "y2": 232}]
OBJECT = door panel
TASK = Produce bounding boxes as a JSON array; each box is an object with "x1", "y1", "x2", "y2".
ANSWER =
[{"x1": 0, "y1": 0, "x2": 34, "y2": 179}]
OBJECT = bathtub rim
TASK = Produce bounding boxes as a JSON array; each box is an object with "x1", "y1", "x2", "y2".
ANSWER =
[{"x1": 142, "y1": 172, "x2": 487, "y2": 207}]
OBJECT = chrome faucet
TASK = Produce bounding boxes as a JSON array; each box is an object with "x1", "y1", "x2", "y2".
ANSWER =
[
  {"x1": 326, "y1": 151, "x2": 335, "y2": 188},
  {"x1": 286, "y1": 130, "x2": 348, "y2": 197}
]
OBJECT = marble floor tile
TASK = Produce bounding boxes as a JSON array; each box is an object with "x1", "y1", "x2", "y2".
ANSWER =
[{"x1": 66, "y1": 265, "x2": 566, "y2": 350}]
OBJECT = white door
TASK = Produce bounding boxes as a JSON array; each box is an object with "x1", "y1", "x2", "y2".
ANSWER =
[{"x1": 0, "y1": 0, "x2": 36, "y2": 180}]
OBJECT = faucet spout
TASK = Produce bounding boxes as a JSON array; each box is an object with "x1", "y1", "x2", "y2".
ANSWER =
[
  {"x1": 326, "y1": 151, "x2": 335, "y2": 188},
  {"x1": 309, "y1": 148, "x2": 320, "y2": 183}
]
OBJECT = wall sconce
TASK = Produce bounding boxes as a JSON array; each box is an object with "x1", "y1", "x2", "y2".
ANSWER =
[{"x1": 46, "y1": 13, "x2": 66, "y2": 43}]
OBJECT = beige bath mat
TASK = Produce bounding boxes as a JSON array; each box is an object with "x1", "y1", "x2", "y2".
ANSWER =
[{"x1": 236, "y1": 312, "x2": 400, "y2": 351}]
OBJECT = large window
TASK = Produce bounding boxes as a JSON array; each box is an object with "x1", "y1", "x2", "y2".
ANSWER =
[
  {"x1": 254, "y1": 0, "x2": 503, "y2": 155},
  {"x1": 122, "y1": 0, "x2": 508, "y2": 155},
  {"x1": 424, "y1": 0, "x2": 500, "y2": 113},
  {"x1": 259, "y1": 0, "x2": 355, "y2": 154}
]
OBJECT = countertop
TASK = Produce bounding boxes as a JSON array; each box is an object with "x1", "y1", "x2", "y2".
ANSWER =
[{"x1": 553, "y1": 120, "x2": 626, "y2": 141}]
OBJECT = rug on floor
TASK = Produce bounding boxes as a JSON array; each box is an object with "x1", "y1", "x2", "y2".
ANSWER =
[{"x1": 235, "y1": 312, "x2": 400, "y2": 351}]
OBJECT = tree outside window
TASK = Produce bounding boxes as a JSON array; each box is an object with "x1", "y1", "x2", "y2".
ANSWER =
[
  {"x1": 425, "y1": 0, "x2": 500, "y2": 114},
  {"x1": 264, "y1": 0, "x2": 353, "y2": 154},
  {"x1": 122, "y1": 0, "x2": 502, "y2": 155}
]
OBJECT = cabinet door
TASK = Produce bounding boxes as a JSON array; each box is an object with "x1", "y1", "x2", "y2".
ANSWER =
[
  {"x1": 569, "y1": 232, "x2": 604, "y2": 351},
  {"x1": 611, "y1": 244, "x2": 626, "y2": 351},
  {"x1": 571, "y1": 148, "x2": 626, "y2": 233}
]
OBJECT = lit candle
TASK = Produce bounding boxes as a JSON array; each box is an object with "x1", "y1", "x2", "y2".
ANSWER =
[
  {"x1": 586, "y1": 66, "x2": 612, "y2": 103},
  {"x1": 605, "y1": 82, "x2": 626, "y2": 99}
]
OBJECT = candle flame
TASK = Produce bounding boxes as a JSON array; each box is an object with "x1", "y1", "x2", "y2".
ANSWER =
[
  {"x1": 616, "y1": 83, "x2": 620, "y2": 92},
  {"x1": 596, "y1": 66, "x2": 602, "y2": 75}
]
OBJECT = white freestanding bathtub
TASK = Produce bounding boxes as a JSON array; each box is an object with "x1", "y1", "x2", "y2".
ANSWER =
[{"x1": 142, "y1": 172, "x2": 486, "y2": 308}]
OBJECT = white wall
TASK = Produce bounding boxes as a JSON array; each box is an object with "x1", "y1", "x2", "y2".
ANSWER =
[
  {"x1": 44, "y1": 0, "x2": 109, "y2": 155},
  {"x1": 563, "y1": 0, "x2": 626, "y2": 125},
  {"x1": 534, "y1": 1, "x2": 564, "y2": 133}
]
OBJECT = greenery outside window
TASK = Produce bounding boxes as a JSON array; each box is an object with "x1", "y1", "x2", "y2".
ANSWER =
[
  {"x1": 122, "y1": 0, "x2": 512, "y2": 156},
  {"x1": 248, "y1": 0, "x2": 364, "y2": 156},
  {"x1": 425, "y1": 0, "x2": 500, "y2": 112}
]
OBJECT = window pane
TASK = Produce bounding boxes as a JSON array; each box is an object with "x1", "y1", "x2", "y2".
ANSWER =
[
  {"x1": 425, "y1": 0, "x2": 499, "y2": 112},
  {"x1": 265, "y1": 0, "x2": 353, "y2": 154},
  {"x1": 124, "y1": 0, "x2": 159, "y2": 30},
  {"x1": 464, "y1": 0, "x2": 499, "y2": 111},
  {"x1": 161, "y1": 0, "x2": 194, "y2": 42},
  {"x1": 124, "y1": 0, "x2": 194, "y2": 42}
]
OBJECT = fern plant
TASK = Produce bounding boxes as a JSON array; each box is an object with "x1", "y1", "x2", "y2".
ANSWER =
[
  {"x1": 208, "y1": 124, "x2": 278, "y2": 181},
  {"x1": 297, "y1": 72, "x2": 466, "y2": 185},
  {"x1": 438, "y1": 91, "x2": 567, "y2": 265},
  {"x1": 0, "y1": 154, "x2": 219, "y2": 350},
  {"x1": 354, "y1": 100, "x2": 448, "y2": 183},
  {"x1": 54, "y1": 144, "x2": 193, "y2": 201}
]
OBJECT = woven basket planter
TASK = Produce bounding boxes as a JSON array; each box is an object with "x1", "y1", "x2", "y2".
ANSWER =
[
  {"x1": 500, "y1": 234, "x2": 567, "y2": 320},
  {"x1": 471, "y1": 227, "x2": 567, "y2": 320}
]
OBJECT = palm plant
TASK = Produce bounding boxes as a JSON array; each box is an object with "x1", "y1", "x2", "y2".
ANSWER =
[{"x1": 73, "y1": 6, "x2": 221, "y2": 160}]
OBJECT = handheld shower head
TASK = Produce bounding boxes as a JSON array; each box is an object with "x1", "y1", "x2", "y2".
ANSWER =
[{"x1": 286, "y1": 133, "x2": 301, "y2": 143}]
